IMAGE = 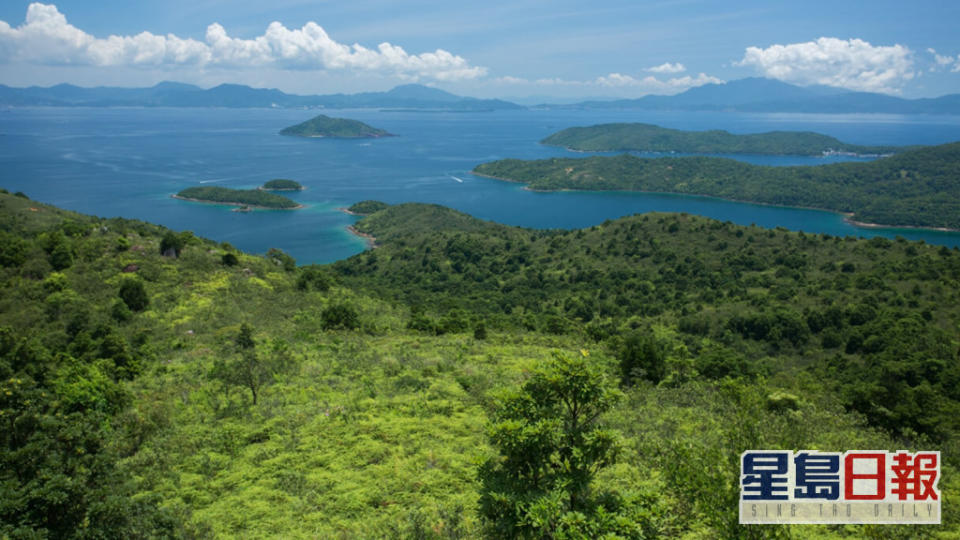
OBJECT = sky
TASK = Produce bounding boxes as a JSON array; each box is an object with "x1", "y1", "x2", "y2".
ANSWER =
[{"x1": 1, "y1": 1, "x2": 959, "y2": 100}]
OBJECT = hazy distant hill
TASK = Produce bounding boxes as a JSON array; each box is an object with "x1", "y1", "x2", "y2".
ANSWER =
[
  {"x1": 542, "y1": 77, "x2": 960, "y2": 114},
  {"x1": 0, "y1": 82, "x2": 523, "y2": 111}
]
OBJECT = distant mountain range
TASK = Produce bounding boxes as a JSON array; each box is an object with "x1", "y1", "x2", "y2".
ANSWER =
[
  {"x1": 0, "y1": 82, "x2": 523, "y2": 111},
  {"x1": 541, "y1": 78, "x2": 960, "y2": 115},
  {"x1": 2, "y1": 78, "x2": 959, "y2": 114}
]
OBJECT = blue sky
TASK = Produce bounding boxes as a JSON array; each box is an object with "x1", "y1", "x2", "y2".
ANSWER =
[{"x1": 1, "y1": 1, "x2": 959, "y2": 99}]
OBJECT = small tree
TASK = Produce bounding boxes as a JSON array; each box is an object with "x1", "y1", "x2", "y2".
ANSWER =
[
  {"x1": 478, "y1": 352, "x2": 623, "y2": 538},
  {"x1": 209, "y1": 324, "x2": 271, "y2": 404},
  {"x1": 159, "y1": 231, "x2": 192, "y2": 257},
  {"x1": 118, "y1": 279, "x2": 149, "y2": 312},
  {"x1": 321, "y1": 303, "x2": 359, "y2": 330},
  {"x1": 266, "y1": 248, "x2": 296, "y2": 272},
  {"x1": 618, "y1": 332, "x2": 666, "y2": 385}
]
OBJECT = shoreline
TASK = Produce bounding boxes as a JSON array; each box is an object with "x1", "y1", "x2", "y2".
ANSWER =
[
  {"x1": 470, "y1": 170, "x2": 960, "y2": 233},
  {"x1": 346, "y1": 225, "x2": 377, "y2": 248},
  {"x1": 171, "y1": 194, "x2": 304, "y2": 210},
  {"x1": 257, "y1": 187, "x2": 305, "y2": 192}
]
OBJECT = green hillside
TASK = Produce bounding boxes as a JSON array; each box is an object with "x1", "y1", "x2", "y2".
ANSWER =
[
  {"x1": 542, "y1": 122, "x2": 906, "y2": 155},
  {"x1": 279, "y1": 114, "x2": 393, "y2": 138},
  {"x1": 175, "y1": 186, "x2": 301, "y2": 209},
  {"x1": 474, "y1": 141, "x2": 960, "y2": 230},
  {"x1": 2, "y1": 190, "x2": 958, "y2": 538}
]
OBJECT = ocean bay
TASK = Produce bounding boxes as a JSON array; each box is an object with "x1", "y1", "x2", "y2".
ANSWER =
[{"x1": 2, "y1": 106, "x2": 960, "y2": 264}]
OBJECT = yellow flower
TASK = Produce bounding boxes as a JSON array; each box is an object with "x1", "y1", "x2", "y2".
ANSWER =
[{"x1": 580, "y1": 349, "x2": 589, "y2": 357}]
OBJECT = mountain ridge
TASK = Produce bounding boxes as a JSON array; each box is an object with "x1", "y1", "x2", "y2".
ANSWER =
[{"x1": 0, "y1": 82, "x2": 523, "y2": 111}]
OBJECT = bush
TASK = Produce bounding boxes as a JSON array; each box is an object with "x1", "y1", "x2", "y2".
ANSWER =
[
  {"x1": 118, "y1": 279, "x2": 149, "y2": 312},
  {"x1": 321, "y1": 304, "x2": 359, "y2": 330}
]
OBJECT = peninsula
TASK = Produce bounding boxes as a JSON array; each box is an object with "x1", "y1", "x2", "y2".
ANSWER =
[
  {"x1": 174, "y1": 186, "x2": 302, "y2": 209},
  {"x1": 279, "y1": 114, "x2": 393, "y2": 138},
  {"x1": 541, "y1": 123, "x2": 906, "y2": 156},
  {"x1": 260, "y1": 179, "x2": 304, "y2": 191},
  {"x1": 473, "y1": 141, "x2": 960, "y2": 230}
]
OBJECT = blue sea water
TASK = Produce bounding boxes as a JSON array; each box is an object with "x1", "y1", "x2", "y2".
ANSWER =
[{"x1": 2, "y1": 107, "x2": 960, "y2": 264}]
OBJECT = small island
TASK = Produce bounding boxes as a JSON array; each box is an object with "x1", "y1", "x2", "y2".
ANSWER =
[
  {"x1": 344, "y1": 200, "x2": 390, "y2": 215},
  {"x1": 279, "y1": 114, "x2": 393, "y2": 139},
  {"x1": 260, "y1": 179, "x2": 304, "y2": 191},
  {"x1": 174, "y1": 186, "x2": 302, "y2": 210},
  {"x1": 541, "y1": 123, "x2": 906, "y2": 156}
]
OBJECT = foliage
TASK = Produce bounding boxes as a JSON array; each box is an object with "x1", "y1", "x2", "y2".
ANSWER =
[
  {"x1": 321, "y1": 303, "x2": 360, "y2": 330},
  {"x1": 479, "y1": 352, "x2": 633, "y2": 538},
  {"x1": 176, "y1": 186, "x2": 300, "y2": 209},
  {"x1": 118, "y1": 278, "x2": 149, "y2": 312},
  {"x1": 542, "y1": 122, "x2": 905, "y2": 155},
  {"x1": 473, "y1": 142, "x2": 960, "y2": 229},
  {"x1": 279, "y1": 114, "x2": 393, "y2": 138},
  {"x1": 1, "y1": 191, "x2": 958, "y2": 538},
  {"x1": 266, "y1": 247, "x2": 296, "y2": 271}
]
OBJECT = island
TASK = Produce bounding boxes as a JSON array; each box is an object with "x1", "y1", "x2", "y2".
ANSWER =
[
  {"x1": 279, "y1": 114, "x2": 393, "y2": 138},
  {"x1": 260, "y1": 179, "x2": 304, "y2": 191},
  {"x1": 344, "y1": 200, "x2": 390, "y2": 215},
  {"x1": 473, "y1": 141, "x2": 960, "y2": 230},
  {"x1": 541, "y1": 123, "x2": 907, "y2": 156},
  {"x1": 173, "y1": 186, "x2": 302, "y2": 209}
]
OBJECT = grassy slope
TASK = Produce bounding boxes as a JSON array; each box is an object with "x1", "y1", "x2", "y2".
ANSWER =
[
  {"x1": 541, "y1": 123, "x2": 906, "y2": 155},
  {"x1": 473, "y1": 142, "x2": 960, "y2": 229},
  {"x1": 1, "y1": 192, "x2": 958, "y2": 538}
]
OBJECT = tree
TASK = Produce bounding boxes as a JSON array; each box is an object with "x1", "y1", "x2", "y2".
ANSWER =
[
  {"x1": 478, "y1": 352, "x2": 625, "y2": 538},
  {"x1": 159, "y1": 230, "x2": 192, "y2": 257},
  {"x1": 118, "y1": 279, "x2": 149, "y2": 312},
  {"x1": 618, "y1": 332, "x2": 666, "y2": 385},
  {"x1": 266, "y1": 247, "x2": 296, "y2": 272},
  {"x1": 321, "y1": 303, "x2": 359, "y2": 330}
]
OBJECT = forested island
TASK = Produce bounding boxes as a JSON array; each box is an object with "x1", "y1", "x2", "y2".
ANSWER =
[
  {"x1": 3, "y1": 189, "x2": 959, "y2": 537},
  {"x1": 279, "y1": 114, "x2": 393, "y2": 138},
  {"x1": 260, "y1": 179, "x2": 303, "y2": 191},
  {"x1": 174, "y1": 186, "x2": 301, "y2": 209},
  {"x1": 541, "y1": 122, "x2": 907, "y2": 155},
  {"x1": 474, "y1": 141, "x2": 960, "y2": 230}
]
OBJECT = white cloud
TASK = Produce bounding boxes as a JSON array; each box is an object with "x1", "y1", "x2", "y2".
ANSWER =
[
  {"x1": 646, "y1": 62, "x2": 685, "y2": 74},
  {"x1": 0, "y1": 3, "x2": 486, "y2": 81},
  {"x1": 927, "y1": 48, "x2": 960, "y2": 73},
  {"x1": 595, "y1": 72, "x2": 722, "y2": 92},
  {"x1": 737, "y1": 37, "x2": 914, "y2": 94}
]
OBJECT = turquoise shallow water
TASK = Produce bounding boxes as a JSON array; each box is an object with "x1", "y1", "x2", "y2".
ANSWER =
[{"x1": 2, "y1": 107, "x2": 960, "y2": 263}]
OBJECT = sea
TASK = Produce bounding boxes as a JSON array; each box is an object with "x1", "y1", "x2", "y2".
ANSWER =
[{"x1": 2, "y1": 106, "x2": 960, "y2": 264}]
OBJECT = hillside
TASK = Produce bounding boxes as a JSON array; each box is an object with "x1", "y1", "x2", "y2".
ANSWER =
[
  {"x1": 473, "y1": 142, "x2": 960, "y2": 230},
  {"x1": 541, "y1": 123, "x2": 905, "y2": 156},
  {"x1": 279, "y1": 114, "x2": 392, "y2": 138},
  {"x1": 2, "y1": 191, "x2": 959, "y2": 537}
]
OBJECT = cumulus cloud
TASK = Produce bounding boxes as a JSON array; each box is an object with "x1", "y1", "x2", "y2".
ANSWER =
[
  {"x1": 646, "y1": 62, "x2": 685, "y2": 74},
  {"x1": 595, "y1": 72, "x2": 722, "y2": 92},
  {"x1": 0, "y1": 3, "x2": 485, "y2": 81},
  {"x1": 737, "y1": 37, "x2": 914, "y2": 94}
]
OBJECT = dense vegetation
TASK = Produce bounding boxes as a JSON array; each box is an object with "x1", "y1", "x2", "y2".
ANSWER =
[
  {"x1": 175, "y1": 186, "x2": 300, "y2": 209},
  {"x1": 2, "y1": 190, "x2": 959, "y2": 538},
  {"x1": 279, "y1": 114, "x2": 393, "y2": 138},
  {"x1": 541, "y1": 122, "x2": 906, "y2": 155},
  {"x1": 474, "y1": 141, "x2": 960, "y2": 229},
  {"x1": 347, "y1": 200, "x2": 391, "y2": 215},
  {"x1": 260, "y1": 179, "x2": 303, "y2": 191}
]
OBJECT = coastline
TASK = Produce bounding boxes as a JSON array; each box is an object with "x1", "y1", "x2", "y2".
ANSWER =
[
  {"x1": 171, "y1": 194, "x2": 304, "y2": 210},
  {"x1": 470, "y1": 170, "x2": 960, "y2": 233},
  {"x1": 346, "y1": 225, "x2": 377, "y2": 248},
  {"x1": 541, "y1": 143, "x2": 892, "y2": 158}
]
